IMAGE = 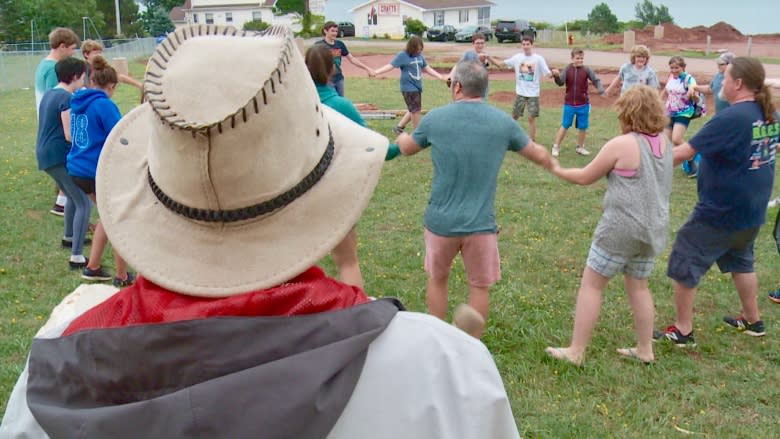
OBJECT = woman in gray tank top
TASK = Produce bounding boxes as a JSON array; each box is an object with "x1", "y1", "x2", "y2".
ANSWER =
[{"x1": 544, "y1": 85, "x2": 673, "y2": 366}]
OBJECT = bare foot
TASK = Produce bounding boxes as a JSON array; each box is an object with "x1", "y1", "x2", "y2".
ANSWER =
[
  {"x1": 616, "y1": 347, "x2": 654, "y2": 364},
  {"x1": 544, "y1": 346, "x2": 583, "y2": 366}
]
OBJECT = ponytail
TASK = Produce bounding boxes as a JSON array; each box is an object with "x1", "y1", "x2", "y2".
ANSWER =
[{"x1": 755, "y1": 84, "x2": 777, "y2": 124}]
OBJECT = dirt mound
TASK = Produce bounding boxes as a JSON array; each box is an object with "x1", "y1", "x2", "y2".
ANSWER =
[{"x1": 603, "y1": 21, "x2": 746, "y2": 46}]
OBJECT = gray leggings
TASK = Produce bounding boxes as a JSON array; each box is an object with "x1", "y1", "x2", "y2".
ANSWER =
[{"x1": 45, "y1": 165, "x2": 91, "y2": 257}]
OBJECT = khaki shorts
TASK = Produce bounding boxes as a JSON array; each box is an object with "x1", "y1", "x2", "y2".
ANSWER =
[
  {"x1": 512, "y1": 95, "x2": 540, "y2": 118},
  {"x1": 424, "y1": 229, "x2": 500, "y2": 287}
]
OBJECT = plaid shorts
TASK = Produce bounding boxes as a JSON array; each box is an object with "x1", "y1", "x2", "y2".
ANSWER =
[
  {"x1": 512, "y1": 95, "x2": 540, "y2": 118},
  {"x1": 586, "y1": 243, "x2": 656, "y2": 279}
]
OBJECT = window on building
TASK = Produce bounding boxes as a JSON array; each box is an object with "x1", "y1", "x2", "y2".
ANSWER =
[
  {"x1": 225, "y1": 12, "x2": 233, "y2": 23},
  {"x1": 192, "y1": 13, "x2": 198, "y2": 23},
  {"x1": 478, "y1": 7, "x2": 490, "y2": 25},
  {"x1": 205, "y1": 13, "x2": 214, "y2": 24},
  {"x1": 252, "y1": 11, "x2": 262, "y2": 21},
  {"x1": 434, "y1": 11, "x2": 444, "y2": 26},
  {"x1": 459, "y1": 9, "x2": 469, "y2": 24}
]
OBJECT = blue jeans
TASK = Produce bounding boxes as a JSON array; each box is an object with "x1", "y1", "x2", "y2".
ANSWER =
[
  {"x1": 45, "y1": 165, "x2": 91, "y2": 257},
  {"x1": 329, "y1": 77, "x2": 345, "y2": 97}
]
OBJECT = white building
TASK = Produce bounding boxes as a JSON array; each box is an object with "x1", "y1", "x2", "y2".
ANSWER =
[
  {"x1": 175, "y1": 0, "x2": 278, "y2": 30},
  {"x1": 349, "y1": 0, "x2": 494, "y2": 39}
]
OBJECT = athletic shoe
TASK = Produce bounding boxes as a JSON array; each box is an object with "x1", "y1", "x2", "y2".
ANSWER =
[
  {"x1": 768, "y1": 197, "x2": 780, "y2": 208},
  {"x1": 49, "y1": 204, "x2": 65, "y2": 216},
  {"x1": 575, "y1": 146, "x2": 590, "y2": 156},
  {"x1": 653, "y1": 325, "x2": 696, "y2": 347},
  {"x1": 113, "y1": 272, "x2": 137, "y2": 288},
  {"x1": 551, "y1": 145, "x2": 560, "y2": 157},
  {"x1": 68, "y1": 258, "x2": 89, "y2": 270},
  {"x1": 61, "y1": 238, "x2": 92, "y2": 248},
  {"x1": 392, "y1": 126, "x2": 405, "y2": 135},
  {"x1": 82, "y1": 266, "x2": 112, "y2": 281},
  {"x1": 769, "y1": 289, "x2": 780, "y2": 304},
  {"x1": 723, "y1": 316, "x2": 765, "y2": 336}
]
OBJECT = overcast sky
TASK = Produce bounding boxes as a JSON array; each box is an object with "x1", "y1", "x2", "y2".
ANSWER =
[{"x1": 324, "y1": 0, "x2": 778, "y2": 35}]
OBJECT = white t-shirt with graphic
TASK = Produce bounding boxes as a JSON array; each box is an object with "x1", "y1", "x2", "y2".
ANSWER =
[{"x1": 504, "y1": 53, "x2": 551, "y2": 97}]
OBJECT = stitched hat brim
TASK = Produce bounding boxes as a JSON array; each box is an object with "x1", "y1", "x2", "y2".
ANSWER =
[{"x1": 97, "y1": 105, "x2": 388, "y2": 297}]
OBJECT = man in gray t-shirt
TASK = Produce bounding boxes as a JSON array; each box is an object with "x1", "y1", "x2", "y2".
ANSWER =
[{"x1": 396, "y1": 60, "x2": 556, "y2": 338}]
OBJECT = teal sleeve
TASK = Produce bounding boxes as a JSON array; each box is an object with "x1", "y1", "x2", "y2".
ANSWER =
[{"x1": 385, "y1": 143, "x2": 400, "y2": 161}]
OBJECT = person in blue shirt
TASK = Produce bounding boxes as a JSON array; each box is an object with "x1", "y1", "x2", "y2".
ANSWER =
[
  {"x1": 36, "y1": 57, "x2": 91, "y2": 268},
  {"x1": 315, "y1": 21, "x2": 375, "y2": 97},
  {"x1": 655, "y1": 57, "x2": 778, "y2": 347},
  {"x1": 67, "y1": 55, "x2": 134, "y2": 288},
  {"x1": 373, "y1": 35, "x2": 446, "y2": 135}
]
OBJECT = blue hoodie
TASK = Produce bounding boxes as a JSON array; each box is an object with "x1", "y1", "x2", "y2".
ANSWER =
[{"x1": 67, "y1": 88, "x2": 122, "y2": 179}]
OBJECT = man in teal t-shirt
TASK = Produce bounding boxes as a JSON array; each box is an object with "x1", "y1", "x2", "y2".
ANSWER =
[{"x1": 396, "y1": 60, "x2": 556, "y2": 338}]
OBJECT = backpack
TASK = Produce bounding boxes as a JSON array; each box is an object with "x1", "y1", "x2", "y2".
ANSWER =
[{"x1": 682, "y1": 74, "x2": 706, "y2": 119}]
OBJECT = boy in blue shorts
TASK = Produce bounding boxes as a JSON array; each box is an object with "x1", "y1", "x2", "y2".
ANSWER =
[{"x1": 551, "y1": 49, "x2": 604, "y2": 157}]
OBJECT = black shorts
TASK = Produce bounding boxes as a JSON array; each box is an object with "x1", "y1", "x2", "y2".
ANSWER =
[{"x1": 72, "y1": 176, "x2": 96, "y2": 195}]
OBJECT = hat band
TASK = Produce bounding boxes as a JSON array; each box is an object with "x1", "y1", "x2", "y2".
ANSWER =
[{"x1": 147, "y1": 128, "x2": 334, "y2": 223}]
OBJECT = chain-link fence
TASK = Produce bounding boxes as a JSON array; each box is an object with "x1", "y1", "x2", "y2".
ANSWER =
[{"x1": 0, "y1": 37, "x2": 157, "y2": 91}]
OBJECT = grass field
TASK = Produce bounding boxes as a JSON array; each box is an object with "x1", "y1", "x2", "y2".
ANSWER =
[{"x1": 1, "y1": 58, "x2": 780, "y2": 436}]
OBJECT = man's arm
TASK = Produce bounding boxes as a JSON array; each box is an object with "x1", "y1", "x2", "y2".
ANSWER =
[
  {"x1": 396, "y1": 132, "x2": 423, "y2": 156},
  {"x1": 673, "y1": 142, "x2": 697, "y2": 166},
  {"x1": 517, "y1": 141, "x2": 555, "y2": 171}
]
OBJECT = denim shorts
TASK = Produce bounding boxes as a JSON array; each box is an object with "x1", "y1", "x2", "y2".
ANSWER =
[
  {"x1": 667, "y1": 217, "x2": 758, "y2": 288},
  {"x1": 586, "y1": 243, "x2": 656, "y2": 279}
]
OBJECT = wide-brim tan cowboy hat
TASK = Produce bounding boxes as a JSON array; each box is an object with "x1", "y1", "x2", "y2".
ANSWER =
[{"x1": 96, "y1": 25, "x2": 388, "y2": 297}]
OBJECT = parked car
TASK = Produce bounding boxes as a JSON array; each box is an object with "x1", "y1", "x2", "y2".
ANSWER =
[
  {"x1": 426, "y1": 25, "x2": 457, "y2": 42},
  {"x1": 338, "y1": 22, "x2": 355, "y2": 37},
  {"x1": 453, "y1": 25, "x2": 493, "y2": 42},
  {"x1": 494, "y1": 19, "x2": 536, "y2": 43}
]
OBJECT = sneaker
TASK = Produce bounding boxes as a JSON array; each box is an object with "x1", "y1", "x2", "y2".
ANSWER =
[
  {"x1": 575, "y1": 146, "x2": 590, "y2": 156},
  {"x1": 551, "y1": 145, "x2": 560, "y2": 157},
  {"x1": 768, "y1": 197, "x2": 780, "y2": 208},
  {"x1": 769, "y1": 289, "x2": 780, "y2": 304},
  {"x1": 82, "y1": 266, "x2": 112, "y2": 281},
  {"x1": 392, "y1": 126, "x2": 405, "y2": 135},
  {"x1": 68, "y1": 257, "x2": 89, "y2": 270},
  {"x1": 723, "y1": 316, "x2": 765, "y2": 336},
  {"x1": 112, "y1": 272, "x2": 137, "y2": 288},
  {"x1": 653, "y1": 325, "x2": 696, "y2": 347},
  {"x1": 61, "y1": 238, "x2": 92, "y2": 248},
  {"x1": 49, "y1": 204, "x2": 65, "y2": 216}
]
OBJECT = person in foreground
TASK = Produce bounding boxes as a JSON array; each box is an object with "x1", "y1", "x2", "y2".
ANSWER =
[
  {"x1": 545, "y1": 85, "x2": 673, "y2": 366},
  {"x1": 304, "y1": 44, "x2": 401, "y2": 288},
  {"x1": 0, "y1": 25, "x2": 520, "y2": 438},
  {"x1": 396, "y1": 59, "x2": 556, "y2": 339},
  {"x1": 655, "y1": 57, "x2": 778, "y2": 347}
]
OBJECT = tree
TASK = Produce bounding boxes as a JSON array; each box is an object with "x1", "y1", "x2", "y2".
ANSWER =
[
  {"x1": 140, "y1": 5, "x2": 174, "y2": 36},
  {"x1": 634, "y1": 0, "x2": 673, "y2": 26},
  {"x1": 275, "y1": 0, "x2": 304, "y2": 15},
  {"x1": 585, "y1": 3, "x2": 619, "y2": 34},
  {"x1": 404, "y1": 18, "x2": 426, "y2": 37},
  {"x1": 96, "y1": 0, "x2": 143, "y2": 38}
]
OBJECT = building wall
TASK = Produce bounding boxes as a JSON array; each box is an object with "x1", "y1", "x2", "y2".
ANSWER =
[
  {"x1": 352, "y1": 1, "x2": 422, "y2": 38},
  {"x1": 186, "y1": 8, "x2": 274, "y2": 28}
]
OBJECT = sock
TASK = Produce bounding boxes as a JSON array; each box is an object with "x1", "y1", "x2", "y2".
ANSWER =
[
  {"x1": 56, "y1": 195, "x2": 67, "y2": 206},
  {"x1": 553, "y1": 143, "x2": 559, "y2": 148},
  {"x1": 63, "y1": 236, "x2": 73, "y2": 242},
  {"x1": 69, "y1": 255, "x2": 86, "y2": 263}
]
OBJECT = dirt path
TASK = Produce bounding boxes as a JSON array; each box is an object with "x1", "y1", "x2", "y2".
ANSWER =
[{"x1": 339, "y1": 41, "x2": 780, "y2": 109}]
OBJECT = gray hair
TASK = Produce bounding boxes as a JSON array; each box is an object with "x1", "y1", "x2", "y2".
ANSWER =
[{"x1": 452, "y1": 60, "x2": 488, "y2": 98}]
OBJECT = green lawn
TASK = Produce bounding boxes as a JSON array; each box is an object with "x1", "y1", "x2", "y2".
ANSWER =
[{"x1": 2, "y1": 60, "x2": 780, "y2": 436}]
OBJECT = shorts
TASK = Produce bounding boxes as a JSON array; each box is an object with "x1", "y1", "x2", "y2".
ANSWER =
[
  {"x1": 561, "y1": 104, "x2": 590, "y2": 130},
  {"x1": 402, "y1": 91, "x2": 422, "y2": 113},
  {"x1": 667, "y1": 115, "x2": 691, "y2": 129},
  {"x1": 586, "y1": 243, "x2": 656, "y2": 279},
  {"x1": 72, "y1": 176, "x2": 96, "y2": 195},
  {"x1": 512, "y1": 95, "x2": 540, "y2": 119},
  {"x1": 667, "y1": 217, "x2": 759, "y2": 288},
  {"x1": 424, "y1": 229, "x2": 500, "y2": 288}
]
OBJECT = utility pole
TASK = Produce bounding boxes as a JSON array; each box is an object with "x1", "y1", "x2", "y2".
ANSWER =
[{"x1": 115, "y1": 0, "x2": 122, "y2": 36}]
